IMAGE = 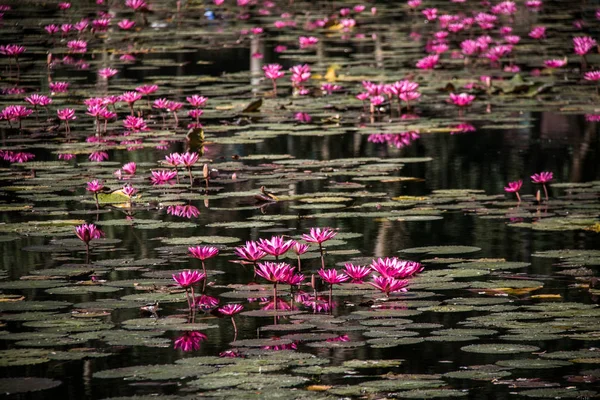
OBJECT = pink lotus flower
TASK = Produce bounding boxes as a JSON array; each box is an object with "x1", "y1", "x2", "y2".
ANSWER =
[
  {"x1": 121, "y1": 162, "x2": 136, "y2": 175},
  {"x1": 174, "y1": 331, "x2": 206, "y2": 352},
  {"x1": 164, "y1": 153, "x2": 182, "y2": 167},
  {"x1": 344, "y1": 263, "x2": 371, "y2": 283},
  {"x1": 172, "y1": 270, "x2": 205, "y2": 288},
  {"x1": 92, "y1": 18, "x2": 111, "y2": 32},
  {"x1": 189, "y1": 246, "x2": 219, "y2": 260},
  {"x1": 151, "y1": 170, "x2": 177, "y2": 185},
  {"x1": 369, "y1": 257, "x2": 423, "y2": 279},
  {"x1": 58, "y1": 2, "x2": 71, "y2": 9},
  {"x1": 123, "y1": 116, "x2": 149, "y2": 132},
  {"x1": 235, "y1": 241, "x2": 267, "y2": 262},
  {"x1": 504, "y1": 180, "x2": 523, "y2": 202},
  {"x1": 263, "y1": 64, "x2": 285, "y2": 80},
  {"x1": 529, "y1": 26, "x2": 546, "y2": 39},
  {"x1": 449, "y1": 92, "x2": 475, "y2": 107},
  {"x1": 290, "y1": 64, "x2": 311, "y2": 85},
  {"x1": 544, "y1": 59, "x2": 566, "y2": 68},
  {"x1": 86, "y1": 179, "x2": 104, "y2": 193},
  {"x1": 573, "y1": 36, "x2": 596, "y2": 56},
  {"x1": 293, "y1": 243, "x2": 309, "y2": 255},
  {"x1": 186, "y1": 95, "x2": 208, "y2": 108},
  {"x1": 67, "y1": 40, "x2": 87, "y2": 53},
  {"x1": 302, "y1": 227, "x2": 337, "y2": 244},
  {"x1": 299, "y1": 36, "x2": 319, "y2": 49},
  {"x1": 416, "y1": 54, "x2": 439, "y2": 70},
  {"x1": 531, "y1": 171, "x2": 553, "y2": 184},
  {"x1": 0, "y1": 44, "x2": 25, "y2": 57},
  {"x1": 531, "y1": 171, "x2": 553, "y2": 201},
  {"x1": 45, "y1": 24, "x2": 60, "y2": 35},
  {"x1": 24, "y1": 94, "x2": 52, "y2": 107},
  {"x1": 118, "y1": 19, "x2": 136, "y2": 30},
  {"x1": 258, "y1": 236, "x2": 295, "y2": 258},
  {"x1": 136, "y1": 84, "x2": 158, "y2": 95},
  {"x1": 422, "y1": 8, "x2": 437, "y2": 20},
  {"x1": 255, "y1": 262, "x2": 294, "y2": 283},
  {"x1": 167, "y1": 205, "x2": 200, "y2": 218},
  {"x1": 50, "y1": 82, "x2": 70, "y2": 93},
  {"x1": 125, "y1": 0, "x2": 149, "y2": 11},
  {"x1": 294, "y1": 112, "x2": 311, "y2": 123},
  {"x1": 122, "y1": 184, "x2": 137, "y2": 198},
  {"x1": 285, "y1": 273, "x2": 305, "y2": 286},
  {"x1": 89, "y1": 151, "x2": 109, "y2": 162},
  {"x1": 321, "y1": 83, "x2": 342, "y2": 95},
  {"x1": 526, "y1": 0, "x2": 542, "y2": 10},
  {"x1": 179, "y1": 152, "x2": 199, "y2": 167},
  {"x1": 194, "y1": 294, "x2": 219, "y2": 311},
  {"x1": 318, "y1": 268, "x2": 349, "y2": 285},
  {"x1": 369, "y1": 276, "x2": 409, "y2": 297},
  {"x1": 218, "y1": 304, "x2": 244, "y2": 316},
  {"x1": 584, "y1": 70, "x2": 600, "y2": 81},
  {"x1": 75, "y1": 223, "x2": 104, "y2": 244}
]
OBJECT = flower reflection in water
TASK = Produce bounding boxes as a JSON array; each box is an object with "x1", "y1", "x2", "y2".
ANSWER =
[
  {"x1": 367, "y1": 131, "x2": 420, "y2": 149},
  {"x1": 173, "y1": 331, "x2": 207, "y2": 352}
]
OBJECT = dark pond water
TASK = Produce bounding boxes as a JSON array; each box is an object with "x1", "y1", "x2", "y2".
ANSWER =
[{"x1": 1, "y1": 0, "x2": 600, "y2": 399}]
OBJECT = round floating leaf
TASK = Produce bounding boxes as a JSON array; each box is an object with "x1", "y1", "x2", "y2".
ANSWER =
[
  {"x1": 461, "y1": 344, "x2": 540, "y2": 354},
  {"x1": 0, "y1": 280, "x2": 68, "y2": 290},
  {"x1": 400, "y1": 246, "x2": 481, "y2": 255},
  {"x1": 518, "y1": 389, "x2": 597, "y2": 398},
  {"x1": 122, "y1": 318, "x2": 217, "y2": 331},
  {"x1": 0, "y1": 377, "x2": 61, "y2": 394},
  {"x1": 342, "y1": 359, "x2": 403, "y2": 368},
  {"x1": 444, "y1": 368, "x2": 512, "y2": 380},
  {"x1": 0, "y1": 300, "x2": 72, "y2": 312},
  {"x1": 230, "y1": 338, "x2": 293, "y2": 347},
  {"x1": 448, "y1": 261, "x2": 530, "y2": 270},
  {"x1": 496, "y1": 359, "x2": 571, "y2": 369},
  {"x1": 307, "y1": 340, "x2": 366, "y2": 349},
  {"x1": 93, "y1": 364, "x2": 217, "y2": 380},
  {"x1": 46, "y1": 285, "x2": 122, "y2": 295},
  {"x1": 160, "y1": 236, "x2": 241, "y2": 245},
  {"x1": 395, "y1": 389, "x2": 468, "y2": 398}
]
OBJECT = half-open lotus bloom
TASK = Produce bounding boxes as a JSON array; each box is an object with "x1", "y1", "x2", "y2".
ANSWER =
[
  {"x1": 369, "y1": 276, "x2": 409, "y2": 297},
  {"x1": 258, "y1": 236, "x2": 295, "y2": 258},
  {"x1": 369, "y1": 257, "x2": 423, "y2": 279},
  {"x1": 218, "y1": 303, "x2": 244, "y2": 316},
  {"x1": 504, "y1": 180, "x2": 523, "y2": 202},
  {"x1": 172, "y1": 270, "x2": 205, "y2": 288},
  {"x1": 318, "y1": 268, "x2": 349, "y2": 285},
  {"x1": 194, "y1": 294, "x2": 219, "y2": 311},
  {"x1": 86, "y1": 179, "x2": 104, "y2": 193},
  {"x1": 344, "y1": 263, "x2": 372, "y2": 283},
  {"x1": 449, "y1": 92, "x2": 475, "y2": 107},
  {"x1": 150, "y1": 170, "x2": 177, "y2": 185},
  {"x1": 531, "y1": 171, "x2": 553, "y2": 184},
  {"x1": 173, "y1": 331, "x2": 207, "y2": 352},
  {"x1": 531, "y1": 171, "x2": 553, "y2": 201},
  {"x1": 189, "y1": 246, "x2": 219, "y2": 260},
  {"x1": 235, "y1": 241, "x2": 267, "y2": 262},
  {"x1": 75, "y1": 223, "x2": 104, "y2": 244},
  {"x1": 302, "y1": 227, "x2": 337, "y2": 244},
  {"x1": 255, "y1": 262, "x2": 294, "y2": 283}
]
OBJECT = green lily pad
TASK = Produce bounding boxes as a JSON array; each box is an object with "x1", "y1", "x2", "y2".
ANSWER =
[
  {"x1": 400, "y1": 246, "x2": 481, "y2": 255},
  {"x1": 461, "y1": 344, "x2": 540, "y2": 354}
]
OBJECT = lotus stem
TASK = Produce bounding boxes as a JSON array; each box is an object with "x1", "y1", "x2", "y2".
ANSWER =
[
  {"x1": 543, "y1": 184, "x2": 549, "y2": 202},
  {"x1": 231, "y1": 317, "x2": 238, "y2": 341},
  {"x1": 187, "y1": 167, "x2": 193, "y2": 188},
  {"x1": 515, "y1": 192, "x2": 521, "y2": 203},
  {"x1": 296, "y1": 255, "x2": 302, "y2": 272},
  {"x1": 273, "y1": 283, "x2": 277, "y2": 311},
  {"x1": 328, "y1": 284, "x2": 333, "y2": 313},
  {"x1": 94, "y1": 193, "x2": 99, "y2": 209},
  {"x1": 318, "y1": 243, "x2": 325, "y2": 270}
]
